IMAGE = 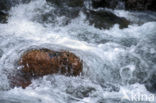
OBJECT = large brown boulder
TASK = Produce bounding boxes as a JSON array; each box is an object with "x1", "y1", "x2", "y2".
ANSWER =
[{"x1": 10, "y1": 49, "x2": 83, "y2": 88}]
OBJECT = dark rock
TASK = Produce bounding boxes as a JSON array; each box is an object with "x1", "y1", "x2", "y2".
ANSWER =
[
  {"x1": 92, "y1": 0, "x2": 156, "y2": 11},
  {"x1": 0, "y1": 11, "x2": 8, "y2": 23},
  {"x1": 0, "y1": 0, "x2": 10, "y2": 23},
  {"x1": 0, "y1": 49, "x2": 3, "y2": 58},
  {"x1": 8, "y1": 71, "x2": 32, "y2": 89},
  {"x1": 46, "y1": 0, "x2": 84, "y2": 8},
  {"x1": 0, "y1": 0, "x2": 32, "y2": 23},
  {"x1": 9, "y1": 49, "x2": 83, "y2": 88},
  {"x1": 145, "y1": 73, "x2": 156, "y2": 93},
  {"x1": 38, "y1": 0, "x2": 84, "y2": 25},
  {"x1": 124, "y1": 0, "x2": 156, "y2": 11},
  {"x1": 92, "y1": 0, "x2": 119, "y2": 9},
  {"x1": 0, "y1": 0, "x2": 11, "y2": 11},
  {"x1": 66, "y1": 86, "x2": 96, "y2": 99},
  {"x1": 46, "y1": 0, "x2": 84, "y2": 18},
  {"x1": 86, "y1": 10, "x2": 130, "y2": 29},
  {"x1": 54, "y1": 7, "x2": 81, "y2": 20}
]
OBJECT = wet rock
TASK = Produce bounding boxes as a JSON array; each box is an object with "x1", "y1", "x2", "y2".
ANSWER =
[
  {"x1": 0, "y1": 0, "x2": 32, "y2": 23},
  {"x1": 0, "y1": 49, "x2": 3, "y2": 58},
  {"x1": 39, "y1": 7, "x2": 80, "y2": 26},
  {"x1": 0, "y1": 0, "x2": 11, "y2": 11},
  {"x1": 86, "y1": 10, "x2": 130, "y2": 29},
  {"x1": 145, "y1": 73, "x2": 156, "y2": 93},
  {"x1": 10, "y1": 49, "x2": 83, "y2": 88},
  {"x1": 19, "y1": 49, "x2": 83, "y2": 77},
  {"x1": 92, "y1": 0, "x2": 119, "y2": 9},
  {"x1": 92, "y1": 0, "x2": 156, "y2": 11},
  {"x1": 0, "y1": 11, "x2": 8, "y2": 23},
  {"x1": 46, "y1": 0, "x2": 84, "y2": 8},
  {"x1": 46, "y1": 0, "x2": 84, "y2": 19},
  {"x1": 0, "y1": 0, "x2": 10, "y2": 23},
  {"x1": 66, "y1": 86, "x2": 96, "y2": 99},
  {"x1": 124, "y1": 0, "x2": 156, "y2": 11},
  {"x1": 8, "y1": 71, "x2": 32, "y2": 89},
  {"x1": 38, "y1": 0, "x2": 84, "y2": 25}
]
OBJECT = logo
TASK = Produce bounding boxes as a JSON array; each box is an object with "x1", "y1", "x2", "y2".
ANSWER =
[{"x1": 121, "y1": 88, "x2": 155, "y2": 102}]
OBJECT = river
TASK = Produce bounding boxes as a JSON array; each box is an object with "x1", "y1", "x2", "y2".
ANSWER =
[{"x1": 0, "y1": 0, "x2": 156, "y2": 103}]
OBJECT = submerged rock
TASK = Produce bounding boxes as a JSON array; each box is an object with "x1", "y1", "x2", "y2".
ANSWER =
[
  {"x1": 38, "y1": 0, "x2": 84, "y2": 25},
  {"x1": 86, "y1": 10, "x2": 130, "y2": 29},
  {"x1": 145, "y1": 73, "x2": 156, "y2": 93},
  {"x1": 46, "y1": 0, "x2": 84, "y2": 18},
  {"x1": 66, "y1": 86, "x2": 96, "y2": 99},
  {"x1": 9, "y1": 71, "x2": 32, "y2": 89},
  {"x1": 10, "y1": 49, "x2": 83, "y2": 88},
  {"x1": 0, "y1": 49, "x2": 3, "y2": 58}
]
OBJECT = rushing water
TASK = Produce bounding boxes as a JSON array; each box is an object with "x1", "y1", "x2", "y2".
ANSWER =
[{"x1": 0, "y1": 0, "x2": 156, "y2": 103}]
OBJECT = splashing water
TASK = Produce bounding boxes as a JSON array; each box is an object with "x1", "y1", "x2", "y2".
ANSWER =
[{"x1": 0, "y1": 0, "x2": 156, "y2": 103}]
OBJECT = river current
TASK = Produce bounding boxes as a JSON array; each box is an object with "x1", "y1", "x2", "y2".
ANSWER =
[{"x1": 0, "y1": 0, "x2": 156, "y2": 103}]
